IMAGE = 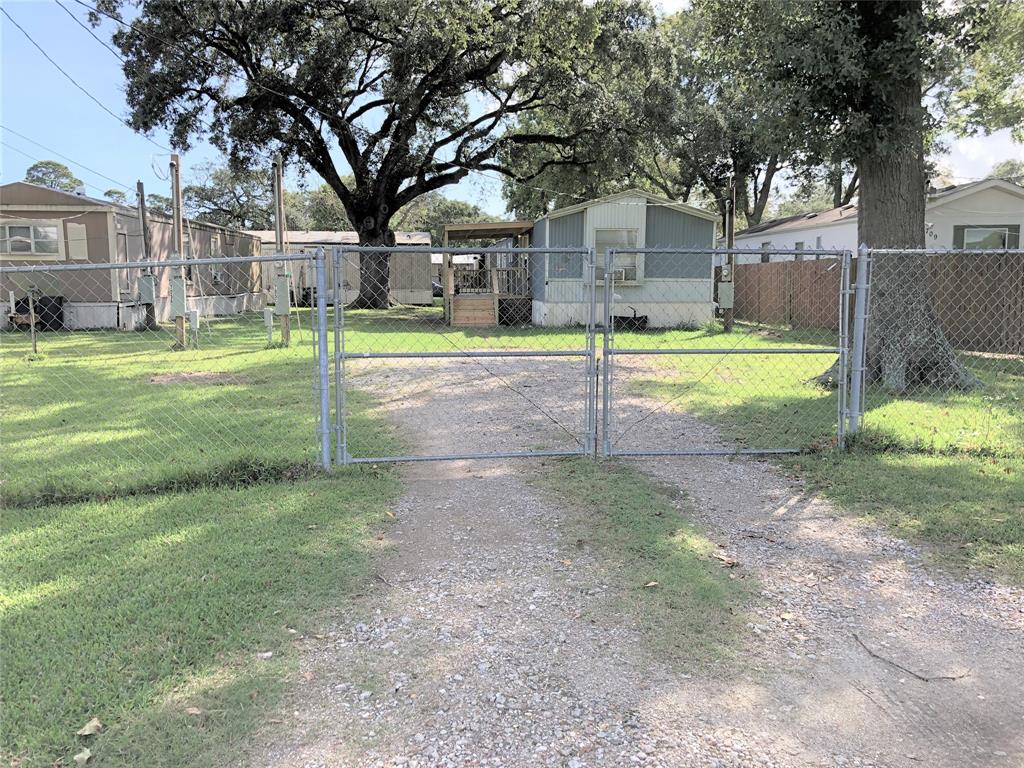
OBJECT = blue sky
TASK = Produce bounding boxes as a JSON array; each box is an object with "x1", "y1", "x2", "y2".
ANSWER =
[{"x1": 2, "y1": 0, "x2": 1021, "y2": 220}]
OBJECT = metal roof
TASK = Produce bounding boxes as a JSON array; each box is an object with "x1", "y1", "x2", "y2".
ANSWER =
[
  {"x1": 542, "y1": 188, "x2": 720, "y2": 223},
  {"x1": 246, "y1": 230, "x2": 430, "y2": 245},
  {"x1": 442, "y1": 221, "x2": 534, "y2": 241}
]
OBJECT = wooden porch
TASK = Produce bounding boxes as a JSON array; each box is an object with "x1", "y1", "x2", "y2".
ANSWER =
[{"x1": 441, "y1": 221, "x2": 535, "y2": 327}]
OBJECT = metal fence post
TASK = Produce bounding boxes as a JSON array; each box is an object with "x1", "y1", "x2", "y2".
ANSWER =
[
  {"x1": 601, "y1": 258, "x2": 613, "y2": 457},
  {"x1": 332, "y1": 248, "x2": 344, "y2": 466},
  {"x1": 315, "y1": 247, "x2": 331, "y2": 469},
  {"x1": 584, "y1": 249, "x2": 598, "y2": 457},
  {"x1": 847, "y1": 243, "x2": 870, "y2": 436},
  {"x1": 836, "y1": 250, "x2": 851, "y2": 449}
]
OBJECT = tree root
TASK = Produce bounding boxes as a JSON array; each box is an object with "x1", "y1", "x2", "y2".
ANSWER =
[{"x1": 853, "y1": 633, "x2": 970, "y2": 682}]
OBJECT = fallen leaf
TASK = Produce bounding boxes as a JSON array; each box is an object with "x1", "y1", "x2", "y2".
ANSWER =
[
  {"x1": 184, "y1": 707, "x2": 203, "y2": 716},
  {"x1": 302, "y1": 671, "x2": 315, "y2": 683},
  {"x1": 642, "y1": 581, "x2": 659, "y2": 588},
  {"x1": 561, "y1": 559, "x2": 572, "y2": 566},
  {"x1": 73, "y1": 748, "x2": 92, "y2": 766},
  {"x1": 257, "y1": 651, "x2": 274, "y2": 660},
  {"x1": 384, "y1": 510, "x2": 396, "y2": 519},
  {"x1": 76, "y1": 718, "x2": 103, "y2": 736},
  {"x1": 780, "y1": 612, "x2": 795, "y2": 622}
]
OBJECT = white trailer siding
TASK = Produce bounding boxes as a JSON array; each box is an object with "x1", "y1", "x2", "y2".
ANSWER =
[{"x1": 529, "y1": 190, "x2": 718, "y2": 327}]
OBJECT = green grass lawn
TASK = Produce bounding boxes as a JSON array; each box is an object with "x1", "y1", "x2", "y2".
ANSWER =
[
  {"x1": 536, "y1": 458, "x2": 751, "y2": 664},
  {"x1": 1, "y1": 471, "x2": 399, "y2": 767},
  {"x1": 624, "y1": 323, "x2": 1024, "y2": 580},
  {"x1": 1, "y1": 313, "x2": 404, "y2": 766},
  {"x1": 0, "y1": 314, "x2": 400, "y2": 505}
]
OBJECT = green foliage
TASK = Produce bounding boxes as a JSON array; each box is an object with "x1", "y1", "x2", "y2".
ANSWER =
[
  {"x1": 988, "y1": 158, "x2": 1024, "y2": 184},
  {"x1": 946, "y1": 0, "x2": 1024, "y2": 141},
  {"x1": 182, "y1": 162, "x2": 275, "y2": 229},
  {"x1": 23, "y1": 159, "x2": 83, "y2": 193},
  {"x1": 391, "y1": 191, "x2": 490, "y2": 245},
  {"x1": 99, "y1": 0, "x2": 655, "y2": 240},
  {"x1": 768, "y1": 182, "x2": 837, "y2": 219},
  {"x1": 104, "y1": 188, "x2": 129, "y2": 204},
  {"x1": 145, "y1": 193, "x2": 172, "y2": 217}
]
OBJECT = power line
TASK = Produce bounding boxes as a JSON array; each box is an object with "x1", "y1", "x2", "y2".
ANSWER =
[
  {"x1": 0, "y1": 5, "x2": 170, "y2": 152},
  {"x1": 0, "y1": 124, "x2": 134, "y2": 193},
  {"x1": 1, "y1": 140, "x2": 119, "y2": 198},
  {"x1": 55, "y1": 0, "x2": 124, "y2": 61},
  {"x1": 69, "y1": 0, "x2": 726, "y2": 216}
]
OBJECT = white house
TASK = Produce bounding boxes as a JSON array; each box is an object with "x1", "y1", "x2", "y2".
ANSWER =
[{"x1": 732, "y1": 178, "x2": 1024, "y2": 262}]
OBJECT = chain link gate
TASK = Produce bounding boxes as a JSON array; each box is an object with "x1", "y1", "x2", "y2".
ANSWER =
[
  {"x1": 599, "y1": 248, "x2": 853, "y2": 457},
  {"x1": 327, "y1": 245, "x2": 598, "y2": 465}
]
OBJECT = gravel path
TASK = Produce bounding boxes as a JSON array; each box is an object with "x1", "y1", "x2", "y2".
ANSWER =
[{"x1": 250, "y1": 359, "x2": 1023, "y2": 768}]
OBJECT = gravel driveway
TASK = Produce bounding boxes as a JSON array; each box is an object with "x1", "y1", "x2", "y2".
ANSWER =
[{"x1": 250, "y1": 358, "x2": 1024, "y2": 768}]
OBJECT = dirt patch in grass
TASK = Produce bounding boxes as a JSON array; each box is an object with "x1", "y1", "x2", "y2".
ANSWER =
[{"x1": 148, "y1": 371, "x2": 242, "y2": 385}]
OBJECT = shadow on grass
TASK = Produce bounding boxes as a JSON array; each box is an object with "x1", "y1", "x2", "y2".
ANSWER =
[
  {"x1": 535, "y1": 458, "x2": 752, "y2": 665},
  {"x1": 789, "y1": 448, "x2": 1024, "y2": 580},
  {"x1": 628, "y1": 352, "x2": 1023, "y2": 579},
  {"x1": 1, "y1": 354, "x2": 394, "y2": 507},
  {"x1": 0, "y1": 471, "x2": 399, "y2": 767}
]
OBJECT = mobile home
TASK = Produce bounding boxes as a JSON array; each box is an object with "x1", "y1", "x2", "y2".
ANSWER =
[
  {"x1": 248, "y1": 229, "x2": 433, "y2": 305},
  {"x1": 0, "y1": 182, "x2": 263, "y2": 330},
  {"x1": 528, "y1": 189, "x2": 719, "y2": 327}
]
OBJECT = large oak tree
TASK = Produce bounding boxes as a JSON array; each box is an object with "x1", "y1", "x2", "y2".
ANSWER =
[
  {"x1": 97, "y1": 0, "x2": 655, "y2": 307},
  {"x1": 699, "y1": 0, "x2": 1000, "y2": 392}
]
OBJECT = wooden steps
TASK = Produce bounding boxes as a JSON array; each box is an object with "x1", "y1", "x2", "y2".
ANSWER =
[{"x1": 451, "y1": 295, "x2": 497, "y2": 326}]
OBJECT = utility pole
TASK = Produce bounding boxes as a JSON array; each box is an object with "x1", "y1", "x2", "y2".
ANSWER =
[
  {"x1": 136, "y1": 180, "x2": 158, "y2": 329},
  {"x1": 169, "y1": 154, "x2": 187, "y2": 348},
  {"x1": 722, "y1": 177, "x2": 737, "y2": 333},
  {"x1": 272, "y1": 154, "x2": 291, "y2": 346}
]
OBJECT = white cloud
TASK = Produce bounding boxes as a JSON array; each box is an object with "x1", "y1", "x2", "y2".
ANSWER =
[{"x1": 947, "y1": 129, "x2": 1024, "y2": 181}]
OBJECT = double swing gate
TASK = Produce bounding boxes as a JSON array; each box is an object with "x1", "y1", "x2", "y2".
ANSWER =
[{"x1": 313, "y1": 245, "x2": 854, "y2": 468}]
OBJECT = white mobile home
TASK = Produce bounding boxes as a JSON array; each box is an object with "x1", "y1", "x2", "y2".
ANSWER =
[
  {"x1": 247, "y1": 229, "x2": 433, "y2": 305},
  {"x1": 528, "y1": 189, "x2": 719, "y2": 327},
  {"x1": 732, "y1": 179, "x2": 1024, "y2": 260}
]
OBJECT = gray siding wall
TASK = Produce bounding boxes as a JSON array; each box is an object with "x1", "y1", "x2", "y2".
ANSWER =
[
  {"x1": 547, "y1": 210, "x2": 585, "y2": 279},
  {"x1": 529, "y1": 218, "x2": 547, "y2": 301},
  {"x1": 643, "y1": 205, "x2": 715, "y2": 279}
]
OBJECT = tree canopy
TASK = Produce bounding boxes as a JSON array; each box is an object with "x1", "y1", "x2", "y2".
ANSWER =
[
  {"x1": 23, "y1": 160, "x2": 83, "y2": 193},
  {"x1": 98, "y1": 0, "x2": 657, "y2": 305}
]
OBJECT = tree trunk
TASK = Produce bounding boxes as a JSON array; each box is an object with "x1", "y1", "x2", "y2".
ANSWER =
[
  {"x1": 347, "y1": 225, "x2": 396, "y2": 310},
  {"x1": 857, "y1": 17, "x2": 977, "y2": 393}
]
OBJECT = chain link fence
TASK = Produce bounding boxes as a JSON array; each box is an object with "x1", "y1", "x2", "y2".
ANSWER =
[
  {"x1": 3, "y1": 245, "x2": 1019, "y2": 498},
  {"x1": 0, "y1": 254, "x2": 322, "y2": 505},
  {"x1": 603, "y1": 248, "x2": 851, "y2": 456},
  {"x1": 852, "y1": 248, "x2": 1024, "y2": 457},
  {"x1": 331, "y1": 246, "x2": 596, "y2": 463}
]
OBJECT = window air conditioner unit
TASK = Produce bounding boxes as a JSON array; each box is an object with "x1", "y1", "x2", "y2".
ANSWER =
[{"x1": 613, "y1": 266, "x2": 638, "y2": 283}]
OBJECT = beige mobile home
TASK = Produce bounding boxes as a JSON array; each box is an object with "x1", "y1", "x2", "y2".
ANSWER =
[{"x1": 0, "y1": 182, "x2": 263, "y2": 329}]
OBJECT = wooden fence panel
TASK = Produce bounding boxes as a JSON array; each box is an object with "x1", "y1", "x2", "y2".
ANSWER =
[{"x1": 726, "y1": 254, "x2": 1022, "y2": 354}]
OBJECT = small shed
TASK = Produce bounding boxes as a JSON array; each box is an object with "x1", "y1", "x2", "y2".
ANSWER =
[
  {"x1": 1, "y1": 182, "x2": 263, "y2": 330},
  {"x1": 528, "y1": 189, "x2": 719, "y2": 327}
]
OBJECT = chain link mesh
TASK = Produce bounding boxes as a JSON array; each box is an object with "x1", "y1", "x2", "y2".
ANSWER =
[
  {"x1": 603, "y1": 248, "x2": 850, "y2": 455},
  {"x1": 855, "y1": 248, "x2": 1024, "y2": 457},
  {"x1": 0, "y1": 254, "x2": 319, "y2": 504},
  {"x1": 333, "y1": 246, "x2": 595, "y2": 462}
]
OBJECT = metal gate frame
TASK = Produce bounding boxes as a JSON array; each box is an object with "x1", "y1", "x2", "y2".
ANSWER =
[
  {"x1": 598, "y1": 247, "x2": 854, "y2": 458},
  {"x1": 311, "y1": 246, "x2": 856, "y2": 468},
  {"x1": 326, "y1": 245, "x2": 599, "y2": 466}
]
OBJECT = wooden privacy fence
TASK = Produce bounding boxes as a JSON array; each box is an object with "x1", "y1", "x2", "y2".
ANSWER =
[{"x1": 718, "y1": 253, "x2": 1024, "y2": 354}]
